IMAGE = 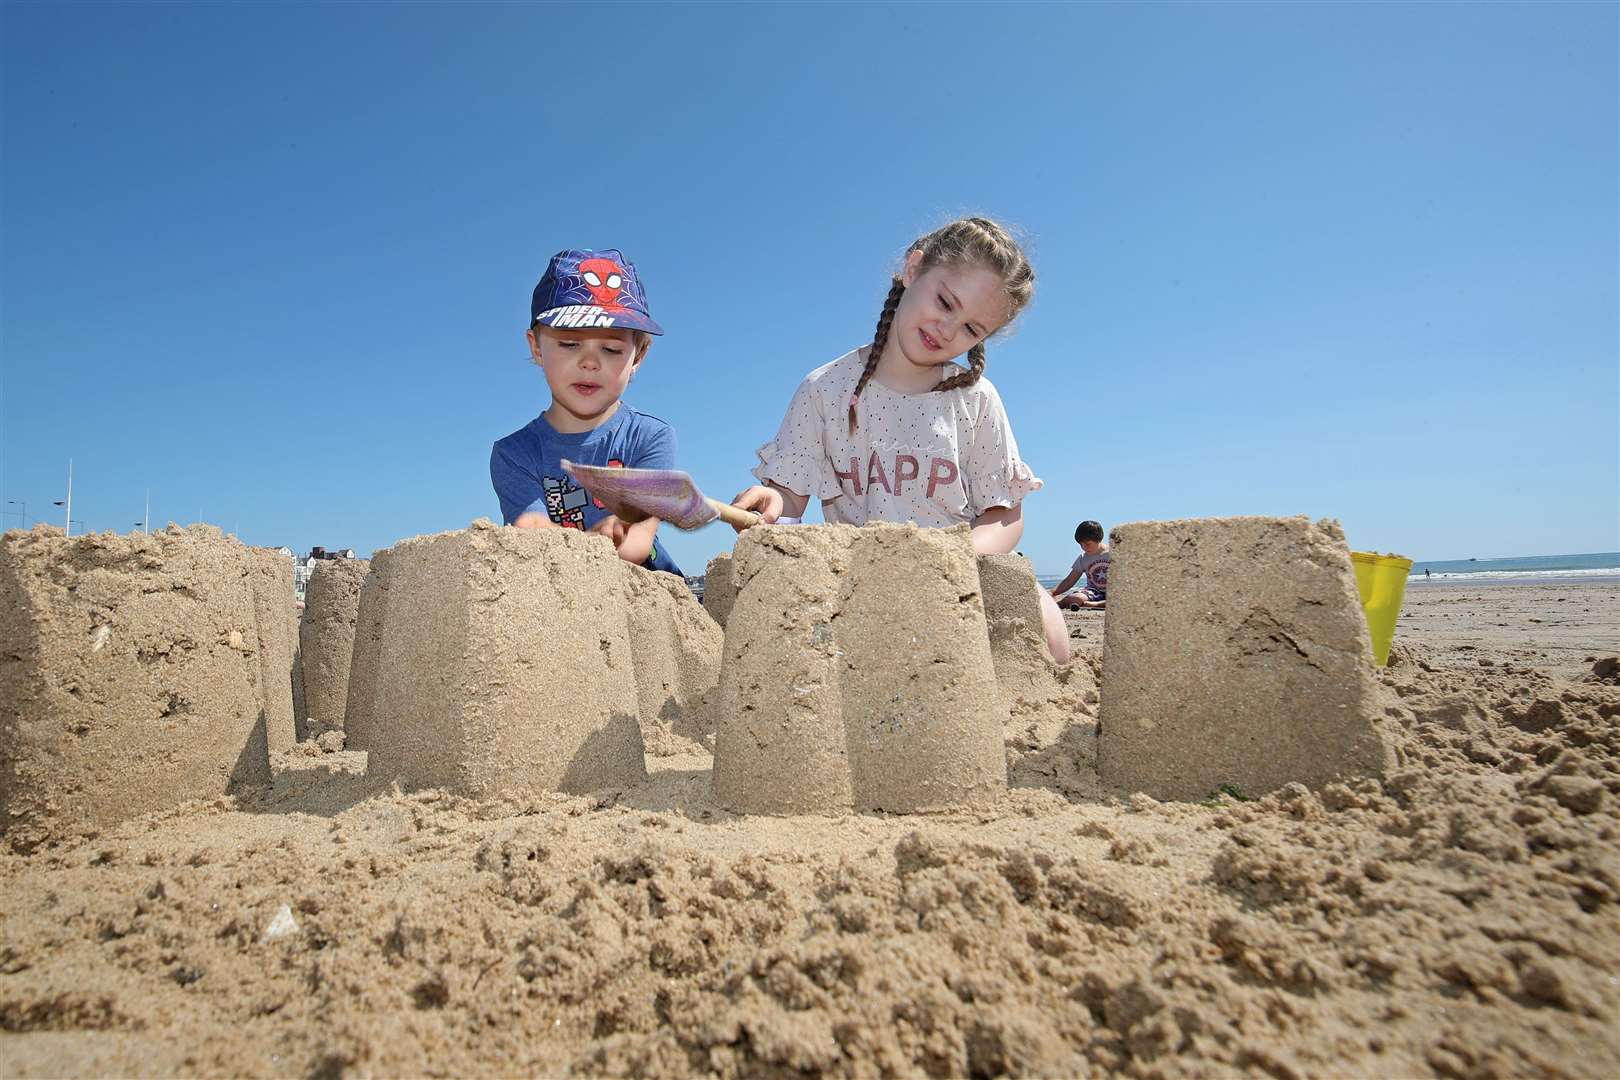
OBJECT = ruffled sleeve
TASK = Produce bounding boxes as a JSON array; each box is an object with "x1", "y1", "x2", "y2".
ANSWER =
[
  {"x1": 752, "y1": 372, "x2": 839, "y2": 500},
  {"x1": 961, "y1": 379, "x2": 1042, "y2": 515}
]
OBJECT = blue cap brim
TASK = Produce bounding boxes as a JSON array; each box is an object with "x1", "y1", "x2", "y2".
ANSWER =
[{"x1": 534, "y1": 306, "x2": 663, "y2": 336}]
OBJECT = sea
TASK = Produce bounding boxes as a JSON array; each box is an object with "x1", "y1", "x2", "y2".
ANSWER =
[{"x1": 1404, "y1": 551, "x2": 1620, "y2": 585}]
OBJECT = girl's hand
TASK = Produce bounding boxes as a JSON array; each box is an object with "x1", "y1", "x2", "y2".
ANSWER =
[
  {"x1": 514, "y1": 511, "x2": 557, "y2": 529},
  {"x1": 730, "y1": 485, "x2": 784, "y2": 530}
]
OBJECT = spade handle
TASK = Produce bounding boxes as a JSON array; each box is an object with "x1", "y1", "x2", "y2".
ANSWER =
[{"x1": 708, "y1": 499, "x2": 761, "y2": 529}]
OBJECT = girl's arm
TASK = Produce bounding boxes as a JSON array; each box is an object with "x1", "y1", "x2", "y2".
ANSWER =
[
  {"x1": 959, "y1": 380, "x2": 1040, "y2": 555},
  {"x1": 734, "y1": 364, "x2": 833, "y2": 529},
  {"x1": 731, "y1": 481, "x2": 810, "y2": 528},
  {"x1": 970, "y1": 504, "x2": 1024, "y2": 555}
]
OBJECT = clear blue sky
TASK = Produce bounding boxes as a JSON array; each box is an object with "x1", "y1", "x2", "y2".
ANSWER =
[{"x1": 3, "y1": 1, "x2": 1615, "y2": 575}]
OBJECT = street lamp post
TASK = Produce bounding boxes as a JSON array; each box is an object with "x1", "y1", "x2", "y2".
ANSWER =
[
  {"x1": 49, "y1": 459, "x2": 77, "y2": 537},
  {"x1": 51, "y1": 459, "x2": 75, "y2": 537}
]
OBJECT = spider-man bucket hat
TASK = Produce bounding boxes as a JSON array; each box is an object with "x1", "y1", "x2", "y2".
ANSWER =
[{"x1": 531, "y1": 248, "x2": 663, "y2": 336}]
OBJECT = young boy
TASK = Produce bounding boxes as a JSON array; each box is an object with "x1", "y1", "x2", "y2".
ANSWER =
[
  {"x1": 1050, "y1": 520, "x2": 1109, "y2": 610},
  {"x1": 490, "y1": 248, "x2": 682, "y2": 575}
]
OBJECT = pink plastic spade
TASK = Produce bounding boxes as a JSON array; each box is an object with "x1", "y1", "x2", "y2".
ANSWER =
[{"x1": 560, "y1": 460, "x2": 761, "y2": 531}]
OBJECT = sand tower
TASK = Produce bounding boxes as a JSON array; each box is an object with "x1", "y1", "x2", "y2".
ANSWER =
[
  {"x1": 342, "y1": 547, "x2": 396, "y2": 754},
  {"x1": 1098, "y1": 516, "x2": 1392, "y2": 801},
  {"x1": 712, "y1": 523, "x2": 1007, "y2": 815},
  {"x1": 344, "y1": 522, "x2": 647, "y2": 797},
  {"x1": 298, "y1": 557, "x2": 369, "y2": 738},
  {"x1": 245, "y1": 546, "x2": 300, "y2": 754},
  {"x1": 0, "y1": 526, "x2": 285, "y2": 850}
]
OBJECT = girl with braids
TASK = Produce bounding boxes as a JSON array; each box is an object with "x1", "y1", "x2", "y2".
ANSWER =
[{"x1": 731, "y1": 217, "x2": 1070, "y2": 663}]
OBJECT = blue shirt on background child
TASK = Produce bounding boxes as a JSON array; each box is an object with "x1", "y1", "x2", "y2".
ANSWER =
[{"x1": 490, "y1": 404, "x2": 684, "y2": 576}]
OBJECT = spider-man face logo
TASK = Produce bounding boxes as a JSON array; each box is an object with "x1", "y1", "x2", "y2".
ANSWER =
[{"x1": 578, "y1": 258, "x2": 627, "y2": 310}]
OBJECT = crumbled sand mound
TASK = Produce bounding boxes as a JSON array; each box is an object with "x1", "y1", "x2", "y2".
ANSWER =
[
  {"x1": 980, "y1": 552, "x2": 1101, "y2": 802},
  {"x1": 297, "y1": 558, "x2": 368, "y2": 738},
  {"x1": 701, "y1": 550, "x2": 737, "y2": 629},
  {"x1": 0, "y1": 648, "x2": 1614, "y2": 1078},
  {"x1": 1101, "y1": 516, "x2": 1392, "y2": 800},
  {"x1": 713, "y1": 524, "x2": 1006, "y2": 815},
  {"x1": 978, "y1": 553, "x2": 1094, "y2": 715},
  {"x1": 622, "y1": 565, "x2": 721, "y2": 756},
  {"x1": 976, "y1": 552, "x2": 1049, "y2": 701},
  {"x1": 0, "y1": 525, "x2": 284, "y2": 852}
]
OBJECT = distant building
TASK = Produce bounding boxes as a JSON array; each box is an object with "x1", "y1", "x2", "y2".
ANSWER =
[{"x1": 291, "y1": 545, "x2": 357, "y2": 600}]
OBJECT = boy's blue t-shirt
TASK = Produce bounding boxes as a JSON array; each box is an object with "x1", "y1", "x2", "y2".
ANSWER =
[{"x1": 490, "y1": 404, "x2": 683, "y2": 576}]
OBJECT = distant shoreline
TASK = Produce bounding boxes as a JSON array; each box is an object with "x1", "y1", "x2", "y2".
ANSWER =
[{"x1": 1405, "y1": 570, "x2": 1620, "y2": 587}]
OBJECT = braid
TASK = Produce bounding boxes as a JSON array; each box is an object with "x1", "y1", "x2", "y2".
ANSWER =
[
  {"x1": 848, "y1": 275, "x2": 904, "y2": 434},
  {"x1": 934, "y1": 341, "x2": 986, "y2": 393}
]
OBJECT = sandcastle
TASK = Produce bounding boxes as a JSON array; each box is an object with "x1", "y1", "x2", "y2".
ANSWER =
[
  {"x1": 712, "y1": 523, "x2": 1008, "y2": 815},
  {"x1": 344, "y1": 523, "x2": 651, "y2": 797},
  {"x1": 247, "y1": 547, "x2": 300, "y2": 754},
  {"x1": 0, "y1": 525, "x2": 290, "y2": 850},
  {"x1": 1098, "y1": 516, "x2": 1393, "y2": 801},
  {"x1": 342, "y1": 546, "x2": 395, "y2": 755},
  {"x1": 298, "y1": 557, "x2": 369, "y2": 738},
  {"x1": 701, "y1": 551, "x2": 737, "y2": 628}
]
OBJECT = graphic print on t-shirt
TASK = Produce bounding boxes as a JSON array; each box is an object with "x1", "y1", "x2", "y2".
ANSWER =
[
  {"x1": 1078, "y1": 551, "x2": 1110, "y2": 591},
  {"x1": 542, "y1": 474, "x2": 589, "y2": 529},
  {"x1": 830, "y1": 451, "x2": 960, "y2": 499},
  {"x1": 588, "y1": 459, "x2": 625, "y2": 510}
]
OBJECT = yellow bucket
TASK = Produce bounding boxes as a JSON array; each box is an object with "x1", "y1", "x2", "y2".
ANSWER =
[{"x1": 1350, "y1": 551, "x2": 1412, "y2": 667}]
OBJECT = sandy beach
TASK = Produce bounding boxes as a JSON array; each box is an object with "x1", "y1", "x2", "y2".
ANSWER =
[{"x1": 2, "y1": 570, "x2": 1616, "y2": 1077}]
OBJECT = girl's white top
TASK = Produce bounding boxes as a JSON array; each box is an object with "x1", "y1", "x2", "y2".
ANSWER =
[{"x1": 753, "y1": 347, "x2": 1042, "y2": 527}]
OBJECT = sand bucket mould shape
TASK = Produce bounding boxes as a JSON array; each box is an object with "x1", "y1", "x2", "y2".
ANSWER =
[{"x1": 1351, "y1": 551, "x2": 1412, "y2": 667}]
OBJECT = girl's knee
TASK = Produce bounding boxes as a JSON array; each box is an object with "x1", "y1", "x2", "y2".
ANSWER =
[{"x1": 1037, "y1": 588, "x2": 1071, "y2": 665}]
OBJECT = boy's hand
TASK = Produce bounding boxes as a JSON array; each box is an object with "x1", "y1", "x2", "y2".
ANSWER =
[
  {"x1": 590, "y1": 514, "x2": 629, "y2": 546},
  {"x1": 593, "y1": 513, "x2": 658, "y2": 566},
  {"x1": 514, "y1": 512, "x2": 557, "y2": 529},
  {"x1": 730, "y1": 485, "x2": 784, "y2": 530}
]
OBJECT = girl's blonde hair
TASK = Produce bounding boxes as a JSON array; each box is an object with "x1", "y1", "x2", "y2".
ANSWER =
[{"x1": 849, "y1": 216, "x2": 1034, "y2": 433}]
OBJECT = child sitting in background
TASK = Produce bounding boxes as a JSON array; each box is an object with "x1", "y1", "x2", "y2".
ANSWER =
[
  {"x1": 1051, "y1": 520, "x2": 1109, "y2": 610},
  {"x1": 490, "y1": 248, "x2": 683, "y2": 575}
]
